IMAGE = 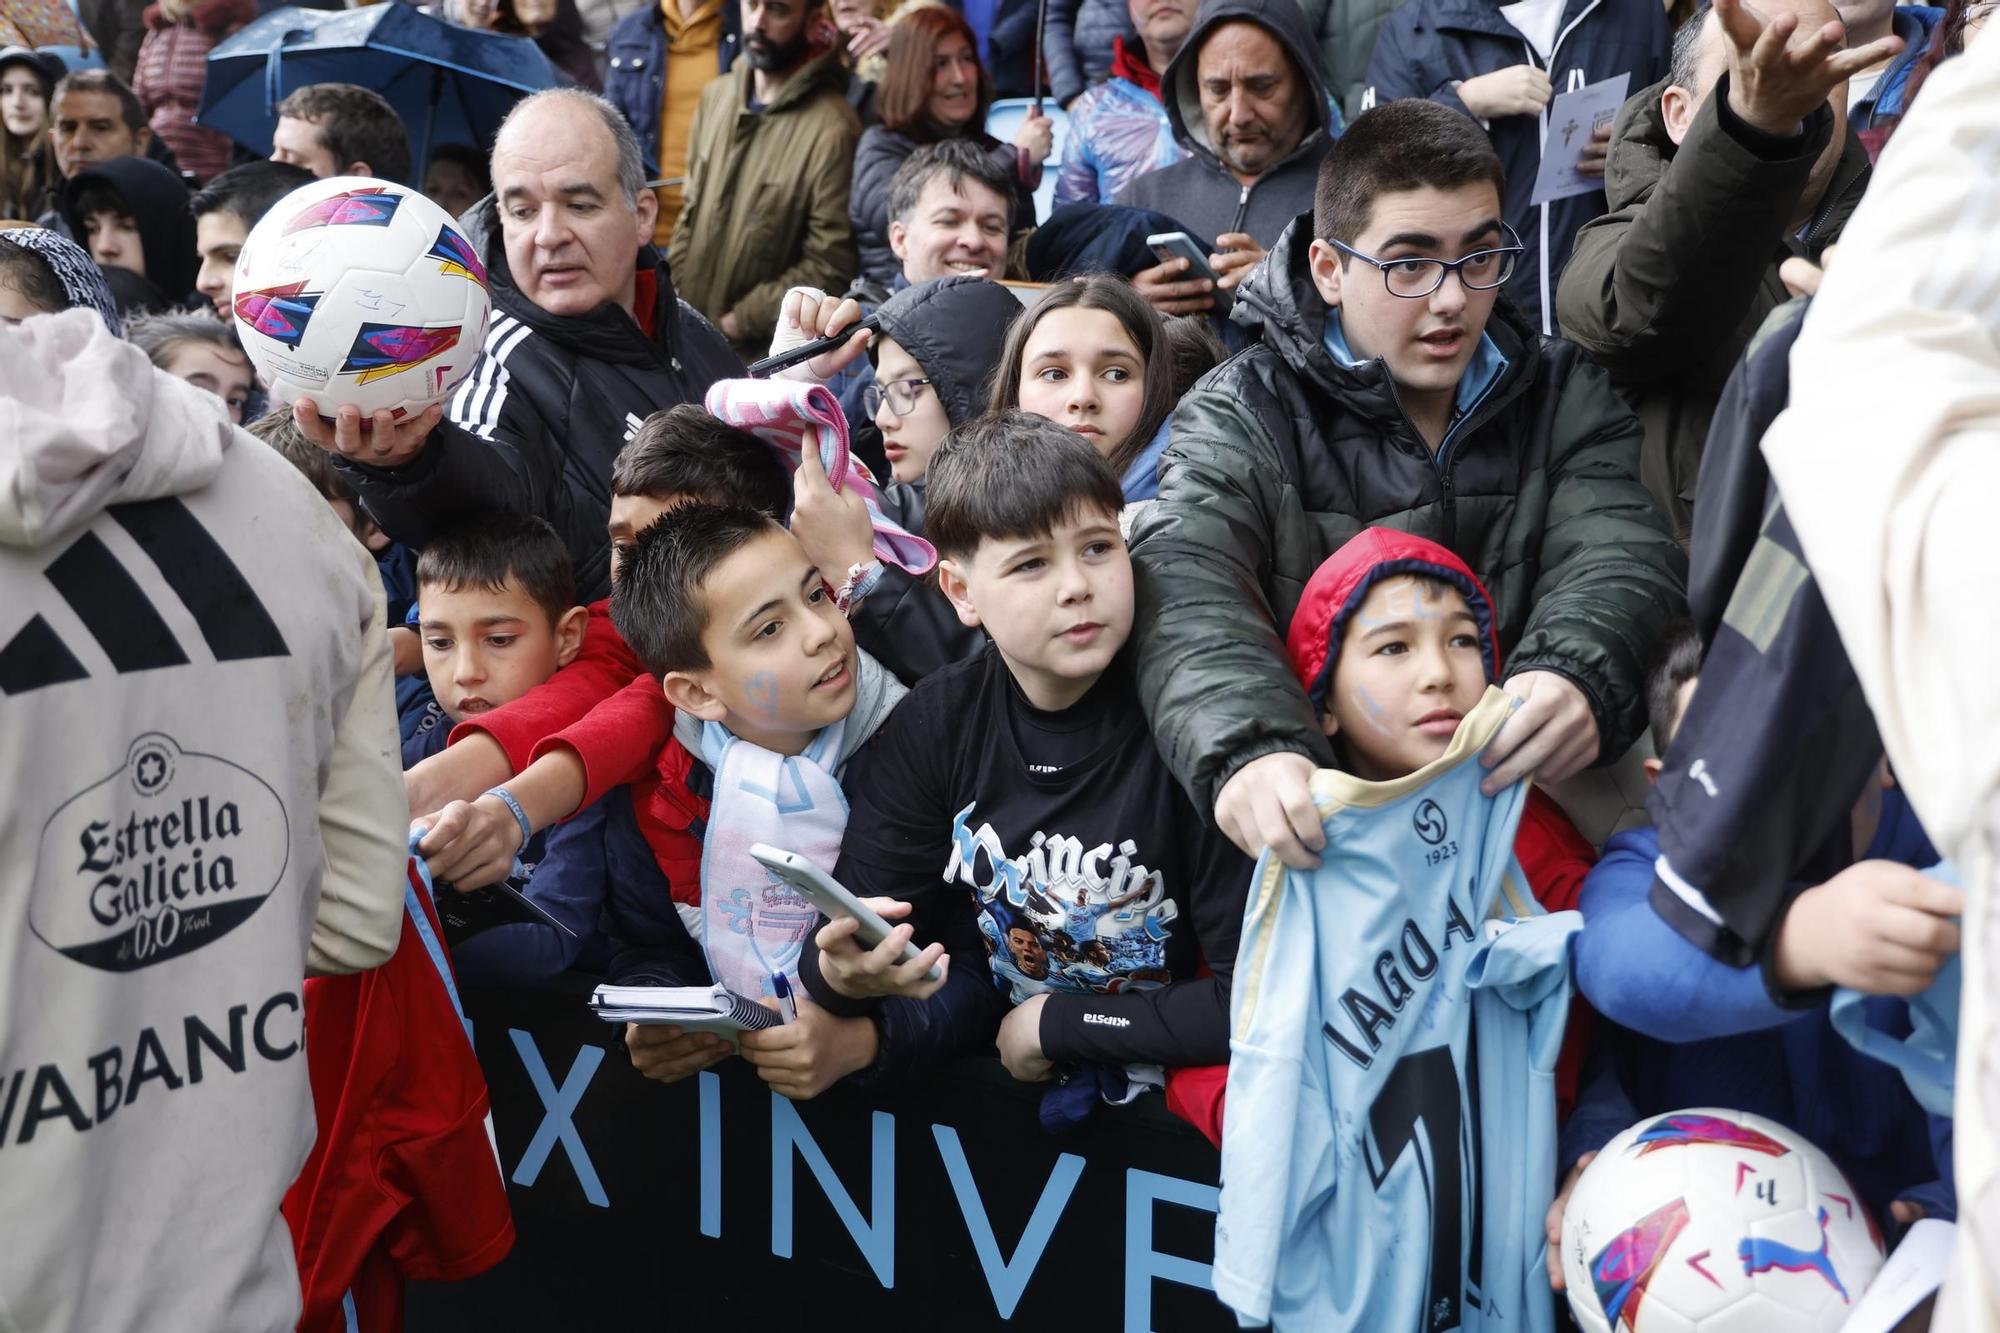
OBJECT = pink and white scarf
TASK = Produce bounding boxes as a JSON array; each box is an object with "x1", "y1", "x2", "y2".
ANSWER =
[{"x1": 703, "y1": 378, "x2": 936, "y2": 574}]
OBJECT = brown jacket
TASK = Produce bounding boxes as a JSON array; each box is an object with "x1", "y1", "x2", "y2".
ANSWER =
[
  {"x1": 1555, "y1": 74, "x2": 1868, "y2": 537},
  {"x1": 668, "y1": 42, "x2": 861, "y2": 350}
]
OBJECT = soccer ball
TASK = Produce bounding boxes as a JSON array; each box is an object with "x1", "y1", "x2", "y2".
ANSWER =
[
  {"x1": 231, "y1": 175, "x2": 491, "y2": 420},
  {"x1": 1560, "y1": 1108, "x2": 1887, "y2": 1333}
]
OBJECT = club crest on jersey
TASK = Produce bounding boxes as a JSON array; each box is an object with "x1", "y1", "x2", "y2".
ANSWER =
[
  {"x1": 30, "y1": 733, "x2": 290, "y2": 972},
  {"x1": 1630, "y1": 1114, "x2": 1791, "y2": 1159},
  {"x1": 1589, "y1": 1197, "x2": 1691, "y2": 1331}
]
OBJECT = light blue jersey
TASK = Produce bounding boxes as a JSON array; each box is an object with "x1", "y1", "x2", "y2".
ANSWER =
[{"x1": 1215, "y1": 689, "x2": 1580, "y2": 1331}]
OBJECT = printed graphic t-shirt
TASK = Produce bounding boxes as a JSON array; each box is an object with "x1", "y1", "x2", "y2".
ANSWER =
[{"x1": 834, "y1": 645, "x2": 1253, "y2": 1067}]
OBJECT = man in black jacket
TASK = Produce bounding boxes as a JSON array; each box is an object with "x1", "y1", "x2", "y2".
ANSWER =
[{"x1": 296, "y1": 87, "x2": 742, "y2": 600}]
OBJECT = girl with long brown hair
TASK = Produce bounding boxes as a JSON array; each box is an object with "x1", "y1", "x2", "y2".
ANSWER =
[{"x1": 0, "y1": 48, "x2": 57, "y2": 221}]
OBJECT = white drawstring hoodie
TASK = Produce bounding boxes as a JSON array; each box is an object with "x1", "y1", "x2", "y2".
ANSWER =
[{"x1": 0, "y1": 310, "x2": 408, "y2": 1333}]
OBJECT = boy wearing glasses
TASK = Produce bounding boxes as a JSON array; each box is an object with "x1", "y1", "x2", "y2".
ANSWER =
[{"x1": 1128, "y1": 98, "x2": 1685, "y2": 870}]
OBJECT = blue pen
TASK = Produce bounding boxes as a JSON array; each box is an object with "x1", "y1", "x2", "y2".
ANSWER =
[{"x1": 772, "y1": 972, "x2": 798, "y2": 1024}]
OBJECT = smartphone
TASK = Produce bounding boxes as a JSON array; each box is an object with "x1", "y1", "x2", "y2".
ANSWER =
[
  {"x1": 750, "y1": 843, "x2": 942, "y2": 981},
  {"x1": 1145, "y1": 230, "x2": 1231, "y2": 315}
]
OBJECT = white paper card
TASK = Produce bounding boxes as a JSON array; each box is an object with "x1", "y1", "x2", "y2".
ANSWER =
[
  {"x1": 1840, "y1": 1218, "x2": 1955, "y2": 1333},
  {"x1": 1530, "y1": 73, "x2": 1631, "y2": 205}
]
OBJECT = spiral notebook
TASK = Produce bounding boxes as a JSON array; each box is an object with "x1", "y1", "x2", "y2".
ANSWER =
[{"x1": 588, "y1": 983, "x2": 780, "y2": 1035}]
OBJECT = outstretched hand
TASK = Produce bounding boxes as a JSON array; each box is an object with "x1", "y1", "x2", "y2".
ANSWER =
[
  {"x1": 292, "y1": 396, "x2": 442, "y2": 468},
  {"x1": 1716, "y1": 0, "x2": 1904, "y2": 136}
]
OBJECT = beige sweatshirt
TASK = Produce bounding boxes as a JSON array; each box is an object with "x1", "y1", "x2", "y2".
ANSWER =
[
  {"x1": 0, "y1": 309, "x2": 408, "y2": 1332},
  {"x1": 1761, "y1": 29, "x2": 2000, "y2": 1331}
]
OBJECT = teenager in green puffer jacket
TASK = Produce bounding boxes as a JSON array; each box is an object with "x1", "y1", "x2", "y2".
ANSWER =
[{"x1": 1128, "y1": 100, "x2": 1685, "y2": 865}]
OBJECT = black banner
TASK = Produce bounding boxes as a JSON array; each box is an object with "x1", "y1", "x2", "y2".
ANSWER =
[{"x1": 409, "y1": 984, "x2": 1234, "y2": 1331}]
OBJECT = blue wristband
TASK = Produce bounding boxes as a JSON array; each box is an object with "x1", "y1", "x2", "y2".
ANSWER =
[{"x1": 483, "y1": 785, "x2": 533, "y2": 854}]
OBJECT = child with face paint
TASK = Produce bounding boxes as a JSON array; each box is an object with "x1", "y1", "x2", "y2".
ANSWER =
[{"x1": 1162, "y1": 525, "x2": 1599, "y2": 1148}]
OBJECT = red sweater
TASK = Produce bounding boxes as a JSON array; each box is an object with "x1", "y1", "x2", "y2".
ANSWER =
[
  {"x1": 283, "y1": 861, "x2": 514, "y2": 1332},
  {"x1": 447, "y1": 599, "x2": 709, "y2": 901}
]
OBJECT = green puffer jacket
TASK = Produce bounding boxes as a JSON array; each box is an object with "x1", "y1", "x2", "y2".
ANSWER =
[
  {"x1": 1129, "y1": 214, "x2": 1687, "y2": 814},
  {"x1": 668, "y1": 44, "x2": 861, "y2": 352}
]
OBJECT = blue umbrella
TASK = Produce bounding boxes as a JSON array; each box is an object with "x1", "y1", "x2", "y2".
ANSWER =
[{"x1": 196, "y1": 4, "x2": 557, "y2": 181}]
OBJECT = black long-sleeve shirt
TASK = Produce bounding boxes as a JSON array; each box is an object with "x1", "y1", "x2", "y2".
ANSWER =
[{"x1": 801, "y1": 646, "x2": 1253, "y2": 1071}]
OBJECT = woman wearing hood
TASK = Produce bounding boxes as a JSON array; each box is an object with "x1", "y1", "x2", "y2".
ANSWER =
[
  {"x1": 778, "y1": 273, "x2": 1023, "y2": 684},
  {"x1": 61, "y1": 154, "x2": 199, "y2": 319}
]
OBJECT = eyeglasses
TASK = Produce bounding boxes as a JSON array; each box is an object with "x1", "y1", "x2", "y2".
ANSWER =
[
  {"x1": 1328, "y1": 226, "x2": 1525, "y2": 299},
  {"x1": 865, "y1": 376, "x2": 933, "y2": 418}
]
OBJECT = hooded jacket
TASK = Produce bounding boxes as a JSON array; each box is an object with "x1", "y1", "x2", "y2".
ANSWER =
[
  {"x1": 1160, "y1": 526, "x2": 1594, "y2": 1149},
  {"x1": 1554, "y1": 75, "x2": 1870, "y2": 536},
  {"x1": 0, "y1": 225, "x2": 120, "y2": 331},
  {"x1": 1285, "y1": 526, "x2": 1503, "y2": 710},
  {"x1": 1362, "y1": 0, "x2": 1670, "y2": 334},
  {"x1": 64, "y1": 154, "x2": 198, "y2": 311},
  {"x1": 1113, "y1": 0, "x2": 1343, "y2": 248},
  {"x1": 0, "y1": 309, "x2": 407, "y2": 1332},
  {"x1": 335, "y1": 196, "x2": 742, "y2": 602},
  {"x1": 848, "y1": 275, "x2": 1023, "y2": 684},
  {"x1": 1128, "y1": 213, "x2": 1686, "y2": 815},
  {"x1": 669, "y1": 43, "x2": 862, "y2": 350}
]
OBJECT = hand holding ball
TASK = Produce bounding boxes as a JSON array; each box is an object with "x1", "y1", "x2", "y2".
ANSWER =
[{"x1": 232, "y1": 176, "x2": 492, "y2": 440}]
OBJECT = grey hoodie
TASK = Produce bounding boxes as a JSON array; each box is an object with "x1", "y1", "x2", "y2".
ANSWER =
[
  {"x1": 0, "y1": 310, "x2": 407, "y2": 1332},
  {"x1": 1113, "y1": 0, "x2": 1341, "y2": 249}
]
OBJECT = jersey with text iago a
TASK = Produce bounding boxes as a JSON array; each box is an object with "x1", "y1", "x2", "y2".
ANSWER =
[{"x1": 1215, "y1": 687, "x2": 1581, "y2": 1331}]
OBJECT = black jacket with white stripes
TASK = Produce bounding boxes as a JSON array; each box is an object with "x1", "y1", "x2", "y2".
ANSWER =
[{"x1": 335, "y1": 197, "x2": 743, "y2": 600}]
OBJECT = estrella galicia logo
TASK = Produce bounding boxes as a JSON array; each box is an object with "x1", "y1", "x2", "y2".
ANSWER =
[
  {"x1": 31, "y1": 733, "x2": 290, "y2": 972},
  {"x1": 1413, "y1": 798, "x2": 1448, "y2": 845}
]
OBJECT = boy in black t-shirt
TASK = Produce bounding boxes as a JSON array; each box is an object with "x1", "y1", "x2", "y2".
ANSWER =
[{"x1": 799, "y1": 413, "x2": 1254, "y2": 1085}]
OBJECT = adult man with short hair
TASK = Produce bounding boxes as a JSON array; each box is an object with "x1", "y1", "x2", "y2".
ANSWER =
[
  {"x1": 295, "y1": 88, "x2": 740, "y2": 601},
  {"x1": 1130, "y1": 100, "x2": 1684, "y2": 869},
  {"x1": 271, "y1": 83, "x2": 412, "y2": 183},
  {"x1": 49, "y1": 70, "x2": 156, "y2": 180},
  {"x1": 1554, "y1": 0, "x2": 1900, "y2": 534},
  {"x1": 807, "y1": 139, "x2": 1013, "y2": 438},
  {"x1": 669, "y1": 0, "x2": 860, "y2": 354},
  {"x1": 1115, "y1": 0, "x2": 1341, "y2": 317},
  {"x1": 191, "y1": 160, "x2": 315, "y2": 318},
  {"x1": 1055, "y1": 0, "x2": 1192, "y2": 204}
]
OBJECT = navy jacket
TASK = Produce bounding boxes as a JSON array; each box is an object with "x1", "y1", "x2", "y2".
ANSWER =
[
  {"x1": 603, "y1": 1, "x2": 743, "y2": 168},
  {"x1": 1364, "y1": 0, "x2": 1669, "y2": 333},
  {"x1": 1566, "y1": 816, "x2": 1950, "y2": 1218}
]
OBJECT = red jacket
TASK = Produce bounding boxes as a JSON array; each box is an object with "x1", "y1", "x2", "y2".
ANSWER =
[
  {"x1": 131, "y1": 0, "x2": 253, "y2": 182},
  {"x1": 449, "y1": 599, "x2": 710, "y2": 901},
  {"x1": 283, "y1": 858, "x2": 514, "y2": 1332},
  {"x1": 1166, "y1": 527, "x2": 1598, "y2": 1148}
]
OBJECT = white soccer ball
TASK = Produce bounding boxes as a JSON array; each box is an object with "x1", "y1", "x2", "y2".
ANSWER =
[
  {"x1": 1561, "y1": 1108, "x2": 1887, "y2": 1333},
  {"x1": 231, "y1": 175, "x2": 491, "y2": 420}
]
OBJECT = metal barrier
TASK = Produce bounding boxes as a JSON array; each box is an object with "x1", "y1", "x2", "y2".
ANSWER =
[{"x1": 408, "y1": 982, "x2": 1234, "y2": 1331}]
